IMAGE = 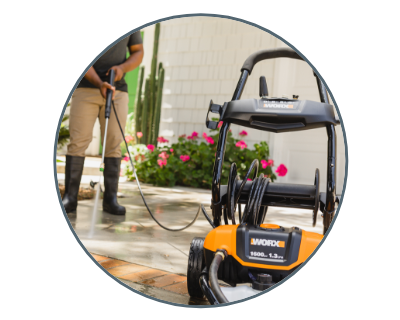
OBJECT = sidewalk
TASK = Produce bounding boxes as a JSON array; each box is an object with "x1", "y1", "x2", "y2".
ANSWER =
[{"x1": 58, "y1": 168, "x2": 324, "y2": 304}]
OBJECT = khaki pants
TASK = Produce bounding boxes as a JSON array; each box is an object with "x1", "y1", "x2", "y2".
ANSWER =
[{"x1": 67, "y1": 88, "x2": 129, "y2": 158}]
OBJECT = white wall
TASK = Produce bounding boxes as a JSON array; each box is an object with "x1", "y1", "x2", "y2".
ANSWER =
[{"x1": 142, "y1": 17, "x2": 346, "y2": 193}]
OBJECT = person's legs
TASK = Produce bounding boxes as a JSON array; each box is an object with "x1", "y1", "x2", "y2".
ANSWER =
[
  {"x1": 99, "y1": 91, "x2": 129, "y2": 215},
  {"x1": 62, "y1": 155, "x2": 85, "y2": 213},
  {"x1": 68, "y1": 88, "x2": 104, "y2": 157},
  {"x1": 63, "y1": 88, "x2": 103, "y2": 213}
]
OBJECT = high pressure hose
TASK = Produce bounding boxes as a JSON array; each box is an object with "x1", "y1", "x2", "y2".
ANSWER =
[
  {"x1": 199, "y1": 267, "x2": 219, "y2": 305},
  {"x1": 209, "y1": 250, "x2": 229, "y2": 304},
  {"x1": 111, "y1": 101, "x2": 200, "y2": 231}
]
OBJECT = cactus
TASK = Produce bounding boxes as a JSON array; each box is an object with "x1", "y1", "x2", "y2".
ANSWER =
[
  {"x1": 153, "y1": 67, "x2": 164, "y2": 142},
  {"x1": 141, "y1": 78, "x2": 150, "y2": 143},
  {"x1": 134, "y1": 23, "x2": 165, "y2": 146},
  {"x1": 134, "y1": 66, "x2": 145, "y2": 143}
]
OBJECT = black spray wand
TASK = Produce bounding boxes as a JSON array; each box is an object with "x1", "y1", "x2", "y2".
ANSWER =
[{"x1": 89, "y1": 69, "x2": 115, "y2": 238}]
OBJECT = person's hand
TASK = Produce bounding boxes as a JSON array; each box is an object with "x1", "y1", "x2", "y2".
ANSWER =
[
  {"x1": 107, "y1": 65, "x2": 124, "y2": 82},
  {"x1": 100, "y1": 82, "x2": 115, "y2": 100}
]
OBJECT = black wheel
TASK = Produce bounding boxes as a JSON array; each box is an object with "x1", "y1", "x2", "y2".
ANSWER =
[{"x1": 187, "y1": 237, "x2": 205, "y2": 298}]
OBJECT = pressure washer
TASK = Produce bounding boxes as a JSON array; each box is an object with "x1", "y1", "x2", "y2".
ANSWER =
[
  {"x1": 185, "y1": 48, "x2": 342, "y2": 304},
  {"x1": 89, "y1": 48, "x2": 341, "y2": 305}
]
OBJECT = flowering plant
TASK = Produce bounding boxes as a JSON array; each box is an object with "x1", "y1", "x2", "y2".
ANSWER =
[
  {"x1": 124, "y1": 128, "x2": 286, "y2": 188},
  {"x1": 235, "y1": 140, "x2": 247, "y2": 149}
]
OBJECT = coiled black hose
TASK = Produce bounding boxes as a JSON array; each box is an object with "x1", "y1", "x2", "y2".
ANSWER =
[
  {"x1": 226, "y1": 160, "x2": 259, "y2": 225},
  {"x1": 225, "y1": 159, "x2": 270, "y2": 227}
]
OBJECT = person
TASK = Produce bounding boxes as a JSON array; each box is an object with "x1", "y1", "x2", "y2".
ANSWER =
[{"x1": 62, "y1": 32, "x2": 144, "y2": 215}]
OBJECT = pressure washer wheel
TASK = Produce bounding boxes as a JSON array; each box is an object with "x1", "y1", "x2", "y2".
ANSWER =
[{"x1": 187, "y1": 237, "x2": 205, "y2": 298}]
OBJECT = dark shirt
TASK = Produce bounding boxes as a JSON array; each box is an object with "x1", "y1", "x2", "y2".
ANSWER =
[{"x1": 78, "y1": 32, "x2": 143, "y2": 92}]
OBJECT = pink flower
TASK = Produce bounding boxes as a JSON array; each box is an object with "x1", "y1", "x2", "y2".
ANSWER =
[
  {"x1": 217, "y1": 121, "x2": 223, "y2": 128},
  {"x1": 123, "y1": 156, "x2": 129, "y2": 162},
  {"x1": 157, "y1": 159, "x2": 167, "y2": 168},
  {"x1": 235, "y1": 140, "x2": 247, "y2": 149},
  {"x1": 275, "y1": 164, "x2": 288, "y2": 177},
  {"x1": 147, "y1": 144, "x2": 155, "y2": 152},
  {"x1": 261, "y1": 160, "x2": 268, "y2": 169},
  {"x1": 239, "y1": 130, "x2": 248, "y2": 136},
  {"x1": 136, "y1": 132, "x2": 143, "y2": 138},
  {"x1": 158, "y1": 151, "x2": 169, "y2": 159},
  {"x1": 179, "y1": 134, "x2": 186, "y2": 138},
  {"x1": 157, "y1": 136, "x2": 169, "y2": 143},
  {"x1": 206, "y1": 137, "x2": 214, "y2": 144},
  {"x1": 170, "y1": 148, "x2": 174, "y2": 153},
  {"x1": 202, "y1": 132, "x2": 208, "y2": 139},
  {"x1": 187, "y1": 135, "x2": 194, "y2": 140},
  {"x1": 191, "y1": 131, "x2": 199, "y2": 137},
  {"x1": 125, "y1": 135, "x2": 134, "y2": 143},
  {"x1": 247, "y1": 178, "x2": 252, "y2": 181},
  {"x1": 180, "y1": 155, "x2": 190, "y2": 162},
  {"x1": 261, "y1": 159, "x2": 274, "y2": 169}
]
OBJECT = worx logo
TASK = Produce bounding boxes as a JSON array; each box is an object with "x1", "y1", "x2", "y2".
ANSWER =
[
  {"x1": 263, "y1": 103, "x2": 294, "y2": 109},
  {"x1": 251, "y1": 238, "x2": 285, "y2": 248}
]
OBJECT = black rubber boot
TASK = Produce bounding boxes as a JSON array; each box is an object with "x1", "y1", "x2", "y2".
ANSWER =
[
  {"x1": 62, "y1": 155, "x2": 85, "y2": 213},
  {"x1": 103, "y1": 157, "x2": 126, "y2": 215}
]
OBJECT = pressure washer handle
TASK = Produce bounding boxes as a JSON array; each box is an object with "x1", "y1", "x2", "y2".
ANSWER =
[
  {"x1": 241, "y1": 48, "x2": 303, "y2": 75},
  {"x1": 105, "y1": 69, "x2": 115, "y2": 119}
]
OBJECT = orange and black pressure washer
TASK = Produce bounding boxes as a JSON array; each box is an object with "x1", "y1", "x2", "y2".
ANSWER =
[{"x1": 186, "y1": 48, "x2": 341, "y2": 304}]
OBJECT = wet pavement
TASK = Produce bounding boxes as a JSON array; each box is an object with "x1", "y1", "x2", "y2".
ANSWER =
[
  {"x1": 63, "y1": 180, "x2": 324, "y2": 304},
  {"x1": 91, "y1": 253, "x2": 209, "y2": 305}
]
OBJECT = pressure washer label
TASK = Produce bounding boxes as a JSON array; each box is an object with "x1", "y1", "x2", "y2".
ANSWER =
[
  {"x1": 263, "y1": 103, "x2": 294, "y2": 109},
  {"x1": 261, "y1": 100, "x2": 298, "y2": 109},
  {"x1": 250, "y1": 251, "x2": 283, "y2": 259},
  {"x1": 251, "y1": 238, "x2": 285, "y2": 248}
]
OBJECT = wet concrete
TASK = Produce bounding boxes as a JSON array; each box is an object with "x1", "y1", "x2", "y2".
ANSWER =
[{"x1": 66, "y1": 181, "x2": 323, "y2": 302}]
